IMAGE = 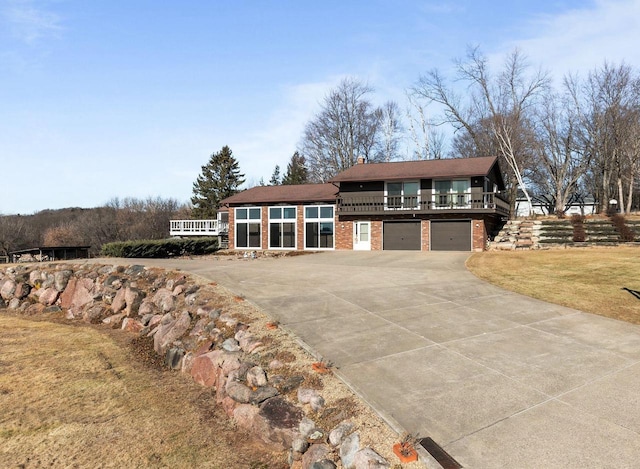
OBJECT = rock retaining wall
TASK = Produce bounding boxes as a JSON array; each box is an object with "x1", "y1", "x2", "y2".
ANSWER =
[{"x1": 0, "y1": 262, "x2": 399, "y2": 469}]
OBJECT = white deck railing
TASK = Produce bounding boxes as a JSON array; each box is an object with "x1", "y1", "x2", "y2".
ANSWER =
[{"x1": 170, "y1": 219, "x2": 228, "y2": 236}]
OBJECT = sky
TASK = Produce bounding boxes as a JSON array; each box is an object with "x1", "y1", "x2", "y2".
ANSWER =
[{"x1": 1, "y1": 0, "x2": 639, "y2": 215}]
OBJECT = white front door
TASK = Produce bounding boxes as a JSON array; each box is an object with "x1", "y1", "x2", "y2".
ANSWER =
[{"x1": 353, "y1": 221, "x2": 371, "y2": 250}]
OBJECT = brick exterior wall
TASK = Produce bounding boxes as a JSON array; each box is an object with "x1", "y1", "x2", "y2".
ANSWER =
[
  {"x1": 421, "y1": 220, "x2": 430, "y2": 251},
  {"x1": 472, "y1": 218, "x2": 487, "y2": 251},
  {"x1": 296, "y1": 206, "x2": 305, "y2": 251},
  {"x1": 228, "y1": 209, "x2": 235, "y2": 249},
  {"x1": 335, "y1": 220, "x2": 353, "y2": 250},
  {"x1": 261, "y1": 208, "x2": 268, "y2": 250},
  {"x1": 228, "y1": 204, "x2": 492, "y2": 252},
  {"x1": 371, "y1": 221, "x2": 382, "y2": 250}
]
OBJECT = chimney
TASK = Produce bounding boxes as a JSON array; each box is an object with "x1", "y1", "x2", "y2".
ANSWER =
[{"x1": 356, "y1": 156, "x2": 365, "y2": 164}]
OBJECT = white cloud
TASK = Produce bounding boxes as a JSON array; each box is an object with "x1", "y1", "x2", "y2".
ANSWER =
[
  {"x1": 507, "y1": 0, "x2": 640, "y2": 82},
  {"x1": 2, "y1": 0, "x2": 62, "y2": 44}
]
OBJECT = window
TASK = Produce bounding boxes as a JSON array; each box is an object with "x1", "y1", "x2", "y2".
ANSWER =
[
  {"x1": 385, "y1": 181, "x2": 420, "y2": 209},
  {"x1": 269, "y1": 206, "x2": 296, "y2": 249},
  {"x1": 235, "y1": 207, "x2": 261, "y2": 248},
  {"x1": 304, "y1": 205, "x2": 334, "y2": 249},
  {"x1": 433, "y1": 180, "x2": 470, "y2": 208}
]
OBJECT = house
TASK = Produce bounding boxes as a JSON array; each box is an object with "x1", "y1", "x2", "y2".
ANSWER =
[
  {"x1": 515, "y1": 195, "x2": 598, "y2": 217},
  {"x1": 219, "y1": 156, "x2": 509, "y2": 252}
]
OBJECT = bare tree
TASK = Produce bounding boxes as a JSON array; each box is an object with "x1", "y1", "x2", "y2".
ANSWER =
[
  {"x1": 299, "y1": 78, "x2": 384, "y2": 182},
  {"x1": 43, "y1": 222, "x2": 84, "y2": 246},
  {"x1": 576, "y1": 63, "x2": 640, "y2": 213},
  {"x1": 405, "y1": 92, "x2": 445, "y2": 159},
  {"x1": 414, "y1": 47, "x2": 550, "y2": 215},
  {"x1": 0, "y1": 215, "x2": 27, "y2": 257},
  {"x1": 375, "y1": 101, "x2": 403, "y2": 162},
  {"x1": 532, "y1": 83, "x2": 590, "y2": 215}
]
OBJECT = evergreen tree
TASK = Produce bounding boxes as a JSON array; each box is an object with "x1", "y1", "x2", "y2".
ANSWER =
[
  {"x1": 191, "y1": 146, "x2": 245, "y2": 218},
  {"x1": 282, "y1": 152, "x2": 309, "y2": 185},
  {"x1": 269, "y1": 165, "x2": 281, "y2": 185}
]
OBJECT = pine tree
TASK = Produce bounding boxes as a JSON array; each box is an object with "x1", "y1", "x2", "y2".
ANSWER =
[
  {"x1": 282, "y1": 152, "x2": 309, "y2": 185},
  {"x1": 191, "y1": 146, "x2": 245, "y2": 219},
  {"x1": 269, "y1": 165, "x2": 281, "y2": 185}
]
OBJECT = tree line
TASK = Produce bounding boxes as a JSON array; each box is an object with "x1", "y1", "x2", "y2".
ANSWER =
[{"x1": 0, "y1": 197, "x2": 189, "y2": 257}]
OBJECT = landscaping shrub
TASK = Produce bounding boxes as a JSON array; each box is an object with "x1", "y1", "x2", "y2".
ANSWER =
[
  {"x1": 570, "y1": 215, "x2": 586, "y2": 242},
  {"x1": 610, "y1": 214, "x2": 635, "y2": 242},
  {"x1": 101, "y1": 237, "x2": 219, "y2": 258}
]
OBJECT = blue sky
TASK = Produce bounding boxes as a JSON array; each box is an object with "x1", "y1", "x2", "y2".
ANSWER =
[{"x1": 1, "y1": 0, "x2": 639, "y2": 214}]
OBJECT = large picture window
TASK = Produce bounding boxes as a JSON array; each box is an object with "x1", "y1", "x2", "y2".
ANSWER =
[
  {"x1": 304, "y1": 205, "x2": 334, "y2": 249},
  {"x1": 235, "y1": 207, "x2": 261, "y2": 248},
  {"x1": 385, "y1": 181, "x2": 420, "y2": 209},
  {"x1": 434, "y1": 180, "x2": 470, "y2": 208},
  {"x1": 269, "y1": 206, "x2": 296, "y2": 249}
]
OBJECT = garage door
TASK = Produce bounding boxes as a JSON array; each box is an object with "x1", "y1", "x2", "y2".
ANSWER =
[
  {"x1": 383, "y1": 221, "x2": 421, "y2": 250},
  {"x1": 431, "y1": 220, "x2": 471, "y2": 251}
]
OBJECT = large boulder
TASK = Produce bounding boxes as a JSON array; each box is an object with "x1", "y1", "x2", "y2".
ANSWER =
[
  {"x1": 302, "y1": 444, "x2": 332, "y2": 469},
  {"x1": 233, "y1": 396, "x2": 303, "y2": 452},
  {"x1": 14, "y1": 283, "x2": 31, "y2": 300},
  {"x1": 340, "y1": 432, "x2": 360, "y2": 469},
  {"x1": 54, "y1": 270, "x2": 73, "y2": 292},
  {"x1": 0, "y1": 278, "x2": 16, "y2": 300},
  {"x1": 124, "y1": 287, "x2": 144, "y2": 316},
  {"x1": 110, "y1": 287, "x2": 127, "y2": 313},
  {"x1": 190, "y1": 350, "x2": 241, "y2": 387},
  {"x1": 83, "y1": 304, "x2": 107, "y2": 323},
  {"x1": 60, "y1": 277, "x2": 95, "y2": 310},
  {"x1": 38, "y1": 287, "x2": 60, "y2": 306},
  {"x1": 153, "y1": 310, "x2": 191, "y2": 354},
  {"x1": 353, "y1": 448, "x2": 389, "y2": 469},
  {"x1": 153, "y1": 288, "x2": 175, "y2": 313}
]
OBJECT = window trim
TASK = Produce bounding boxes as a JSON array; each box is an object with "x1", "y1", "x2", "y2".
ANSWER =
[
  {"x1": 303, "y1": 204, "x2": 335, "y2": 250},
  {"x1": 432, "y1": 179, "x2": 471, "y2": 208},
  {"x1": 235, "y1": 207, "x2": 262, "y2": 249},
  {"x1": 268, "y1": 205, "x2": 297, "y2": 250},
  {"x1": 384, "y1": 181, "x2": 420, "y2": 210}
]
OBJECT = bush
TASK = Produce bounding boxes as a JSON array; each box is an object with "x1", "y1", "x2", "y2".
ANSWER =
[
  {"x1": 610, "y1": 214, "x2": 635, "y2": 242},
  {"x1": 101, "y1": 237, "x2": 219, "y2": 258},
  {"x1": 570, "y1": 215, "x2": 586, "y2": 242}
]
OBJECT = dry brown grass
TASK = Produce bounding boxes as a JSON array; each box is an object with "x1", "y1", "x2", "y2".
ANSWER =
[
  {"x1": 0, "y1": 314, "x2": 284, "y2": 469},
  {"x1": 467, "y1": 247, "x2": 640, "y2": 324}
]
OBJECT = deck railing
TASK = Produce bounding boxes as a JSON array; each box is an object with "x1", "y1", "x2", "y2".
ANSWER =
[
  {"x1": 169, "y1": 219, "x2": 229, "y2": 236},
  {"x1": 337, "y1": 192, "x2": 510, "y2": 216}
]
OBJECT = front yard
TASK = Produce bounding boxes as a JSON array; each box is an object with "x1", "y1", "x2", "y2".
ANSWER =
[{"x1": 467, "y1": 247, "x2": 640, "y2": 325}]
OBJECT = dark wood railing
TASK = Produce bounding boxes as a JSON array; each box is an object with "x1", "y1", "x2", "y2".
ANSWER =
[{"x1": 337, "y1": 192, "x2": 510, "y2": 216}]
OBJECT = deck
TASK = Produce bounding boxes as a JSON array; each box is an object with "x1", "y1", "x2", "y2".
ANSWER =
[
  {"x1": 169, "y1": 220, "x2": 229, "y2": 237},
  {"x1": 337, "y1": 192, "x2": 510, "y2": 217}
]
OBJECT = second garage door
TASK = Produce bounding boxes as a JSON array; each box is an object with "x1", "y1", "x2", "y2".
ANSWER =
[
  {"x1": 431, "y1": 220, "x2": 471, "y2": 251},
  {"x1": 383, "y1": 221, "x2": 421, "y2": 250}
]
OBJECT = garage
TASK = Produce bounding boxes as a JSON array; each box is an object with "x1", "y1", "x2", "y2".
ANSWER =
[
  {"x1": 430, "y1": 220, "x2": 471, "y2": 251},
  {"x1": 383, "y1": 221, "x2": 421, "y2": 250}
]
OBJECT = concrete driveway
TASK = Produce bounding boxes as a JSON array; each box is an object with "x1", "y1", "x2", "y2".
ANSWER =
[{"x1": 119, "y1": 251, "x2": 640, "y2": 468}]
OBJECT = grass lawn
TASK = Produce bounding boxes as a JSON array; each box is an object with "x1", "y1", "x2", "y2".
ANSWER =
[
  {"x1": 466, "y1": 247, "x2": 640, "y2": 325},
  {"x1": 0, "y1": 315, "x2": 285, "y2": 469}
]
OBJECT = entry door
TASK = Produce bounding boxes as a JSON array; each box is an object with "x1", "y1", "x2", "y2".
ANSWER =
[{"x1": 353, "y1": 221, "x2": 371, "y2": 250}]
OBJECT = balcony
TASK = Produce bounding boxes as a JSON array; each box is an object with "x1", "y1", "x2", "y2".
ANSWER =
[
  {"x1": 336, "y1": 192, "x2": 510, "y2": 216},
  {"x1": 169, "y1": 219, "x2": 229, "y2": 237}
]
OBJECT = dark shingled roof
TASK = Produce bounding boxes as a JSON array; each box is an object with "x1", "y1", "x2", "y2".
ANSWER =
[
  {"x1": 329, "y1": 156, "x2": 499, "y2": 182},
  {"x1": 220, "y1": 183, "x2": 337, "y2": 206}
]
